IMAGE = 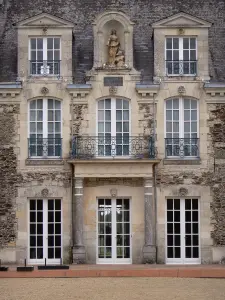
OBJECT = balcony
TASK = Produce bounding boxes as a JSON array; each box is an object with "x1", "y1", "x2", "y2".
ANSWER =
[
  {"x1": 28, "y1": 138, "x2": 62, "y2": 158},
  {"x1": 70, "y1": 136, "x2": 156, "y2": 159},
  {"x1": 29, "y1": 60, "x2": 61, "y2": 76},
  {"x1": 166, "y1": 60, "x2": 197, "y2": 76},
  {"x1": 165, "y1": 138, "x2": 199, "y2": 159}
]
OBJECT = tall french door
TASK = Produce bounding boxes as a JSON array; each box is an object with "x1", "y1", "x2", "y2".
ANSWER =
[
  {"x1": 97, "y1": 198, "x2": 131, "y2": 264},
  {"x1": 166, "y1": 198, "x2": 200, "y2": 264},
  {"x1": 28, "y1": 199, "x2": 62, "y2": 265}
]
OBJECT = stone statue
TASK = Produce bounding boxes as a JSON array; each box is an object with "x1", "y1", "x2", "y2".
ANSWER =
[{"x1": 106, "y1": 29, "x2": 125, "y2": 67}]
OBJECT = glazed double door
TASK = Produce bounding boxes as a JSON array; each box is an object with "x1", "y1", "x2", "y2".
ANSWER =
[
  {"x1": 28, "y1": 199, "x2": 62, "y2": 264},
  {"x1": 166, "y1": 198, "x2": 200, "y2": 264},
  {"x1": 97, "y1": 198, "x2": 131, "y2": 264}
]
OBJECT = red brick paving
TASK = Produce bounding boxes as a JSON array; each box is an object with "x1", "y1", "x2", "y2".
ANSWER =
[{"x1": 0, "y1": 265, "x2": 225, "y2": 278}]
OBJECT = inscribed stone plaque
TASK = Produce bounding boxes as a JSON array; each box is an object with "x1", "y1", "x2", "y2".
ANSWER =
[{"x1": 104, "y1": 77, "x2": 123, "y2": 86}]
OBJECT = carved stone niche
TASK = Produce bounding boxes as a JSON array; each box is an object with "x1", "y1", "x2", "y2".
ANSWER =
[{"x1": 92, "y1": 11, "x2": 135, "y2": 69}]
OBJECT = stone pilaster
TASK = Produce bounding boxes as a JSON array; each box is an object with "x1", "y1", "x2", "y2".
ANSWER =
[
  {"x1": 143, "y1": 177, "x2": 156, "y2": 263},
  {"x1": 72, "y1": 177, "x2": 86, "y2": 263}
]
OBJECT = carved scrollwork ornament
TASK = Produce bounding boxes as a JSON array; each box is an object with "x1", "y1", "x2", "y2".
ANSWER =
[
  {"x1": 41, "y1": 188, "x2": 49, "y2": 197},
  {"x1": 41, "y1": 87, "x2": 49, "y2": 95},
  {"x1": 109, "y1": 86, "x2": 117, "y2": 95},
  {"x1": 110, "y1": 188, "x2": 118, "y2": 197},
  {"x1": 178, "y1": 86, "x2": 186, "y2": 95},
  {"x1": 179, "y1": 187, "x2": 188, "y2": 197}
]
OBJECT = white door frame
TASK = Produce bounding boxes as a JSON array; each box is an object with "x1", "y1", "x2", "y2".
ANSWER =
[
  {"x1": 165, "y1": 198, "x2": 201, "y2": 264},
  {"x1": 96, "y1": 198, "x2": 132, "y2": 264},
  {"x1": 28, "y1": 198, "x2": 63, "y2": 265}
]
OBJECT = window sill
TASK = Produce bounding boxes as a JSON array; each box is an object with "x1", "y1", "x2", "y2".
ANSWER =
[
  {"x1": 163, "y1": 158, "x2": 201, "y2": 165},
  {"x1": 25, "y1": 158, "x2": 64, "y2": 166}
]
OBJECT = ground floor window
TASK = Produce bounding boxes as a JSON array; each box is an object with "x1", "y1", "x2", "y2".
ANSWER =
[
  {"x1": 166, "y1": 198, "x2": 200, "y2": 264},
  {"x1": 29, "y1": 199, "x2": 62, "y2": 264}
]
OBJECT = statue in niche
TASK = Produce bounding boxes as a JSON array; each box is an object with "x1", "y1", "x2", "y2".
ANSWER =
[{"x1": 106, "y1": 29, "x2": 125, "y2": 67}]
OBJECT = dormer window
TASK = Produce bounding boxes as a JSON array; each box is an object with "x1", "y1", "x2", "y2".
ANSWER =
[
  {"x1": 29, "y1": 37, "x2": 61, "y2": 76},
  {"x1": 165, "y1": 37, "x2": 197, "y2": 76}
]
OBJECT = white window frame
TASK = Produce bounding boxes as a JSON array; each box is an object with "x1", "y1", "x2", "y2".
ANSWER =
[
  {"x1": 165, "y1": 37, "x2": 197, "y2": 76},
  {"x1": 164, "y1": 97, "x2": 199, "y2": 158},
  {"x1": 29, "y1": 37, "x2": 61, "y2": 76},
  {"x1": 28, "y1": 98, "x2": 62, "y2": 158},
  {"x1": 96, "y1": 97, "x2": 131, "y2": 158}
]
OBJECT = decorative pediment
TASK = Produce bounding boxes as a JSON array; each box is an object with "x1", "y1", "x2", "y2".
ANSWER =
[
  {"x1": 67, "y1": 84, "x2": 92, "y2": 103},
  {"x1": 136, "y1": 84, "x2": 159, "y2": 102},
  {"x1": 152, "y1": 12, "x2": 211, "y2": 28},
  {"x1": 16, "y1": 13, "x2": 74, "y2": 28}
]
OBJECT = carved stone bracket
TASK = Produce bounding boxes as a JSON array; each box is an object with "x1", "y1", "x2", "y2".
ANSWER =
[
  {"x1": 67, "y1": 84, "x2": 92, "y2": 103},
  {"x1": 204, "y1": 83, "x2": 225, "y2": 99},
  {"x1": 0, "y1": 84, "x2": 22, "y2": 99},
  {"x1": 136, "y1": 84, "x2": 159, "y2": 103}
]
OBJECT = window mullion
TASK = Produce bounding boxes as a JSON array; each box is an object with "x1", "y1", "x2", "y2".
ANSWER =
[
  {"x1": 179, "y1": 38, "x2": 183, "y2": 60},
  {"x1": 180, "y1": 98, "x2": 184, "y2": 138},
  {"x1": 111, "y1": 98, "x2": 116, "y2": 136},
  {"x1": 43, "y1": 38, "x2": 47, "y2": 61}
]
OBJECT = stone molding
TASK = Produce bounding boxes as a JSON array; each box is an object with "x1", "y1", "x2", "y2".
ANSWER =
[
  {"x1": 84, "y1": 177, "x2": 143, "y2": 187},
  {"x1": 25, "y1": 159, "x2": 64, "y2": 165},
  {"x1": 67, "y1": 84, "x2": 92, "y2": 102},
  {"x1": 136, "y1": 84, "x2": 159, "y2": 102},
  {"x1": 0, "y1": 84, "x2": 22, "y2": 99}
]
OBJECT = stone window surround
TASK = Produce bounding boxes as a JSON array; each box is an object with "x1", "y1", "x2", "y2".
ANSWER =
[
  {"x1": 28, "y1": 97, "x2": 62, "y2": 159},
  {"x1": 164, "y1": 96, "x2": 199, "y2": 160}
]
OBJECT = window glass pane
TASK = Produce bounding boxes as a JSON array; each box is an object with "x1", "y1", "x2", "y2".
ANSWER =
[
  {"x1": 184, "y1": 99, "x2": 190, "y2": 109},
  {"x1": 30, "y1": 111, "x2": 36, "y2": 121},
  {"x1": 48, "y1": 123, "x2": 54, "y2": 132},
  {"x1": 166, "y1": 38, "x2": 172, "y2": 49},
  {"x1": 48, "y1": 110, "x2": 54, "y2": 121},
  {"x1": 166, "y1": 122, "x2": 172, "y2": 132},
  {"x1": 31, "y1": 51, "x2": 36, "y2": 60},
  {"x1": 116, "y1": 111, "x2": 122, "y2": 120},
  {"x1": 37, "y1": 51, "x2": 43, "y2": 60},
  {"x1": 184, "y1": 110, "x2": 190, "y2": 121},
  {"x1": 37, "y1": 38, "x2": 43, "y2": 50},
  {"x1": 116, "y1": 99, "x2": 122, "y2": 109},
  {"x1": 47, "y1": 38, "x2": 53, "y2": 49},
  {"x1": 190, "y1": 38, "x2": 196, "y2": 49},
  {"x1": 55, "y1": 110, "x2": 61, "y2": 121},
  {"x1": 30, "y1": 39, "x2": 36, "y2": 49},
  {"x1": 166, "y1": 50, "x2": 172, "y2": 60},
  {"x1": 37, "y1": 122, "x2": 43, "y2": 133},
  {"x1": 54, "y1": 38, "x2": 60, "y2": 49},
  {"x1": 116, "y1": 122, "x2": 122, "y2": 132},
  {"x1": 48, "y1": 99, "x2": 53, "y2": 109},
  {"x1": 30, "y1": 122, "x2": 36, "y2": 132},
  {"x1": 173, "y1": 99, "x2": 179, "y2": 109},
  {"x1": 191, "y1": 122, "x2": 197, "y2": 132},
  {"x1": 123, "y1": 122, "x2": 129, "y2": 132},
  {"x1": 47, "y1": 51, "x2": 53, "y2": 61},
  {"x1": 173, "y1": 50, "x2": 179, "y2": 60},
  {"x1": 123, "y1": 100, "x2": 129, "y2": 109},
  {"x1": 183, "y1": 50, "x2": 189, "y2": 61},
  {"x1": 98, "y1": 100, "x2": 104, "y2": 109},
  {"x1": 123, "y1": 110, "x2": 129, "y2": 121},
  {"x1": 165, "y1": 110, "x2": 172, "y2": 122},
  {"x1": 191, "y1": 100, "x2": 197, "y2": 109},
  {"x1": 105, "y1": 110, "x2": 111, "y2": 121},
  {"x1": 191, "y1": 110, "x2": 197, "y2": 121},
  {"x1": 105, "y1": 99, "x2": 111, "y2": 109},
  {"x1": 54, "y1": 50, "x2": 60, "y2": 60},
  {"x1": 173, "y1": 110, "x2": 179, "y2": 121},
  {"x1": 166, "y1": 100, "x2": 172, "y2": 109},
  {"x1": 190, "y1": 50, "x2": 196, "y2": 60},
  {"x1": 173, "y1": 122, "x2": 179, "y2": 132},
  {"x1": 105, "y1": 122, "x2": 111, "y2": 132},
  {"x1": 173, "y1": 38, "x2": 179, "y2": 49},
  {"x1": 183, "y1": 38, "x2": 189, "y2": 49},
  {"x1": 98, "y1": 111, "x2": 104, "y2": 121},
  {"x1": 184, "y1": 122, "x2": 190, "y2": 133},
  {"x1": 98, "y1": 122, "x2": 104, "y2": 132},
  {"x1": 55, "y1": 122, "x2": 61, "y2": 132}
]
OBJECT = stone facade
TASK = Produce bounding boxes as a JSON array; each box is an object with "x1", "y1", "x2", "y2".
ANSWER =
[{"x1": 1, "y1": 2, "x2": 225, "y2": 265}]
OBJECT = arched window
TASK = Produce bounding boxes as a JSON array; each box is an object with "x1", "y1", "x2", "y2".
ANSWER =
[
  {"x1": 28, "y1": 98, "x2": 62, "y2": 158},
  {"x1": 165, "y1": 97, "x2": 199, "y2": 158},
  {"x1": 97, "y1": 98, "x2": 130, "y2": 156}
]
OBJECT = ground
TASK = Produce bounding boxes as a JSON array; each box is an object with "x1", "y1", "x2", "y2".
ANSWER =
[{"x1": 0, "y1": 278, "x2": 225, "y2": 300}]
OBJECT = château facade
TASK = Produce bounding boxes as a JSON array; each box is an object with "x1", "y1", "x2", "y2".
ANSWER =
[{"x1": 1, "y1": 0, "x2": 225, "y2": 265}]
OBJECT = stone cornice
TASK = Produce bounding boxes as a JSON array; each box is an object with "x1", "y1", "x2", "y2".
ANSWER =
[
  {"x1": 0, "y1": 83, "x2": 22, "y2": 99},
  {"x1": 204, "y1": 83, "x2": 225, "y2": 98},
  {"x1": 136, "y1": 84, "x2": 160, "y2": 102},
  {"x1": 67, "y1": 84, "x2": 92, "y2": 102}
]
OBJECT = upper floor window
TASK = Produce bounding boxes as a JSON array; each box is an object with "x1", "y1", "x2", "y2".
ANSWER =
[
  {"x1": 165, "y1": 37, "x2": 197, "y2": 76},
  {"x1": 29, "y1": 37, "x2": 60, "y2": 76},
  {"x1": 28, "y1": 98, "x2": 62, "y2": 158},
  {"x1": 97, "y1": 98, "x2": 130, "y2": 156},
  {"x1": 165, "y1": 97, "x2": 199, "y2": 158}
]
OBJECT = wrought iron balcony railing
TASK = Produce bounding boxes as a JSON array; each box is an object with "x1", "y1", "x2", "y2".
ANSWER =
[
  {"x1": 71, "y1": 136, "x2": 156, "y2": 159},
  {"x1": 165, "y1": 138, "x2": 199, "y2": 158},
  {"x1": 28, "y1": 138, "x2": 62, "y2": 158},
  {"x1": 166, "y1": 60, "x2": 197, "y2": 76},
  {"x1": 30, "y1": 60, "x2": 61, "y2": 76}
]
